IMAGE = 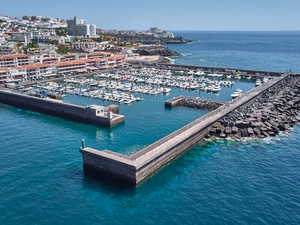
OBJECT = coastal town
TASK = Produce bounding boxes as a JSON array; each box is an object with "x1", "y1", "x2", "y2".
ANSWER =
[{"x1": 0, "y1": 14, "x2": 185, "y2": 85}]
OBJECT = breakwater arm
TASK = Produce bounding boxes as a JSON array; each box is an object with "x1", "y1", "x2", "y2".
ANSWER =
[
  {"x1": 0, "y1": 89, "x2": 124, "y2": 127},
  {"x1": 80, "y1": 73, "x2": 295, "y2": 185}
]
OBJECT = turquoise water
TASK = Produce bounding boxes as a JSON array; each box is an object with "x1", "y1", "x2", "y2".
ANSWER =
[{"x1": 1, "y1": 31, "x2": 300, "y2": 224}]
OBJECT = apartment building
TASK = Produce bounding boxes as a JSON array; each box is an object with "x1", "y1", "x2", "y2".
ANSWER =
[
  {"x1": 0, "y1": 54, "x2": 29, "y2": 68},
  {"x1": 10, "y1": 66, "x2": 27, "y2": 81},
  {"x1": 24, "y1": 63, "x2": 56, "y2": 80},
  {"x1": 0, "y1": 67, "x2": 10, "y2": 84},
  {"x1": 0, "y1": 42, "x2": 18, "y2": 55}
]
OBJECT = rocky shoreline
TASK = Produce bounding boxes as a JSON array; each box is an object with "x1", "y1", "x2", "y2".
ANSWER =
[
  {"x1": 134, "y1": 46, "x2": 181, "y2": 57},
  {"x1": 208, "y1": 75, "x2": 300, "y2": 139},
  {"x1": 116, "y1": 33, "x2": 193, "y2": 44}
]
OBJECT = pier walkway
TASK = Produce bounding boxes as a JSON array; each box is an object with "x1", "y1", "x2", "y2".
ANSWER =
[{"x1": 80, "y1": 73, "x2": 290, "y2": 185}]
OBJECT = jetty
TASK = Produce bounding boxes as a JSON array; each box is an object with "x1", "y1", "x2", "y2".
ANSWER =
[
  {"x1": 0, "y1": 89, "x2": 124, "y2": 127},
  {"x1": 80, "y1": 72, "x2": 298, "y2": 185},
  {"x1": 165, "y1": 96, "x2": 226, "y2": 110}
]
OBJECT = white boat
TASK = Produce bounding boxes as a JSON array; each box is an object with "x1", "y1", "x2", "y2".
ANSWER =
[
  {"x1": 211, "y1": 85, "x2": 221, "y2": 92},
  {"x1": 255, "y1": 79, "x2": 262, "y2": 86},
  {"x1": 124, "y1": 99, "x2": 133, "y2": 104},
  {"x1": 207, "y1": 72, "x2": 223, "y2": 77},
  {"x1": 262, "y1": 77, "x2": 269, "y2": 83},
  {"x1": 231, "y1": 88, "x2": 243, "y2": 99},
  {"x1": 194, "y1": 70, "x2": 206, "y2": 76},
  {"x1": 162, "y1": 88, "x2": 171, "y2": 93}
]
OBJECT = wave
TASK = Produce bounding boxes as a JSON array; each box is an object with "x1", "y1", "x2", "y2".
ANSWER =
[
  {"x1": 181, "y1": 53, "x2": 192, "y2": 57},
  {"x1": 164, "y1": 57, "x2": 175, "y2": 63}
]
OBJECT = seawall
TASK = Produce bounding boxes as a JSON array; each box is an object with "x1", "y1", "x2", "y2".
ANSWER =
[
  {"x1": 80, "y1": 73, "x2": 291, "y2": 185},
  {"x1": 0, "y1": 89, "x2": 124, "y2": 127}
]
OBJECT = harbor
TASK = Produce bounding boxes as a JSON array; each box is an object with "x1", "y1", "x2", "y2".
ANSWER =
[
  {"x1": 79, "y1": 72, "x2": 295, "y2": 185},
  {"x1": 4, "y1": 65, "x2": 272, "y2": 106},
  {"x1": 0, "y1": 63, "x2": 298, "y2": 185},
  {"x1": 2, "y1": 29, "x2": 300, "y2": 225}
]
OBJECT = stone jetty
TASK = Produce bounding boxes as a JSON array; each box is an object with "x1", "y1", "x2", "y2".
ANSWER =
[
  {"x1": 208, "y1": 75, "x2": 300, "y2": 139},
  {"x1": 165, "y1": 96, "x2": 225, "y2": 110},
  {"x1": 177, "y1": 97, "x2": 225, "y2": 110}
]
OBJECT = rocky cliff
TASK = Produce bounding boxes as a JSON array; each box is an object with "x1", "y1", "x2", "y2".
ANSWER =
[
  {"x1": 134, "y1": 46, "x2": 181, "y2": 56},
  {"x1": 116, "y1": 33, "x2": 193, "y2": 44}
]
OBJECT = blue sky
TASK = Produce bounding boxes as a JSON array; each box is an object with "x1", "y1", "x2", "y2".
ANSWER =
[{"x1": 1, "y1": 0, "x2": 299, "y2": 31}]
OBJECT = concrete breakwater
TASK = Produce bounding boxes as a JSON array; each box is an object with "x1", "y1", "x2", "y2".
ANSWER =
[
  {"x1": 147, "y1": 63, "x2": 287, "y2": 78},
  {"x1": 209, "y1": 75, "x2": 300, "y2": 139},
  {"x1": 165, "y1": 96, "x2": 225, "y2": 110},
  {"x1": 80, "y1": 73, "x2": 294, "y2": 185},
  {"x1": 0, "y1": 89, "x2": 124, "y2": 127}
]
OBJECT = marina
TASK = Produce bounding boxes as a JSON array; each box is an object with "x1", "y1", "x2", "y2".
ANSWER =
[
  {"x1": 79, "y1": 72, "x2": 295, "y2": 185},
  {"x1": 6, "y1": 66, "x2": 268, "y2": 106},
  {"x1": 1, "y1": 30, "x2": 300, "y2": 225}
]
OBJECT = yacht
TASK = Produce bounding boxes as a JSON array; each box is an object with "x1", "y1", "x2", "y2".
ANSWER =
[
  {"x1": 231, "y1": 88, "x2": 243, "y2": 99},
  {"x1": 194, "y1": 69, "x2": 206, "y2": 76},
  {"x1": 255, "y1": 79, "x2": 262, "y2": 86},
  {"x1": 211, "y1": 84, "x2": 221, "y2": 92}
]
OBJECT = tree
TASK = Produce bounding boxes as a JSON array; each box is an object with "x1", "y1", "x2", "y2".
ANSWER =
[
  {"x1": 55, "y1": 27, "x2": 67, "y2": 36},
  {"x1": 56, "y1": 45, "x2": 70, "y2": 54}
]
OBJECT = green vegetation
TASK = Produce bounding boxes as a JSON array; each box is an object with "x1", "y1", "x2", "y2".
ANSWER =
[
  {"x1": 23, "y1": 42, "x2": 38, "y2": 54},
  {"x1": 16, "y1": 42, "x2": 23, "y2": 48},
  {"x1": 50, "y1": 40, "x2": 58, "y2": 45},
  {"x1": 55, "y1": 27, "x2": 67, "y2": 36},
  {"x1": 56, "y1": 44, "x2": 70, "y2": 54}
]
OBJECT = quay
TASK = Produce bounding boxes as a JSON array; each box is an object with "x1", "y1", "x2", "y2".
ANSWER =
[
  {"x1": 0, "y1": 89, "x2": 124, "y2": 127},
  {"x1": 80, "y1": 72, "x2": 294, "y2": 185}
]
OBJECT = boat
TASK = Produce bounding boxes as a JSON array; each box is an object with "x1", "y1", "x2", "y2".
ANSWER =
[
  {"x1": 231, "y1": 88, "x2": 243, "y2": 99},
  {"x1": 124, "y1": 99, "x2": 133, "y2": 104},
  {"x1": 235, "y1": 73, "x2": 241, "y2": 79},
  {"x1": 207, "y1": 72, "x2": 223, "y2": 77},
  {"x1": 162, "y1": 88, "x2": 171, "y2": 93},
  {"x1": 194, "y1": 70, "x2": 206, "y2": 76},
  {"x1": 262, "y1": 77, "x2": 269, "y2": 83},
  {"x1": 211, "y1": 85, "x2": 221, "y2": 92},
  {"x1": 255, "y1": 79, "x2": 262, "y2": 86}
]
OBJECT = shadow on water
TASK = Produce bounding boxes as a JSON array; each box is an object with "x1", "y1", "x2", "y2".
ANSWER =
[
  {"x1": 80, "y1": 139, "x2": 221, "y2": 194},
  {"x1": 82, "y1": 166, "x2": 136, "y2": 192}
]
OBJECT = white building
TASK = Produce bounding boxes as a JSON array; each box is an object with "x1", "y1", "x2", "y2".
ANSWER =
[
  {"x1": 90, "y1": 25, "x2": 97, "y2": 36},
  {"x1": 11, "y1": 32, "x2": 33, "y2": 42},
  {"x1": 147, "y1": 27, "x2": 174, "y2": 38}
]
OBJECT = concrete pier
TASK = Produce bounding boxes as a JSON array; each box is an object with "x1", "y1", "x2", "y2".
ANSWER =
[
  {"x1": 80, "y1": 73, "x2": 292, "y2": 185},
  {"x1": 0, "y1": 89, "x2": 124, "y2": 126}
]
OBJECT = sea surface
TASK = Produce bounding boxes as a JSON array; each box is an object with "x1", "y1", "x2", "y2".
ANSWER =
[{"x1": 1, "y1": 31, "x2": 300, "y2": 225}]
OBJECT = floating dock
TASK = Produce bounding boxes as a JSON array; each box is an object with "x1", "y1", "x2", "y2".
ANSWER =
[
  {"x1": 0, "y1": 89, "x2": 124, "y2": 127},
  {"x1": 80, "y1": 73, "x2": 293, "y2": 185}
]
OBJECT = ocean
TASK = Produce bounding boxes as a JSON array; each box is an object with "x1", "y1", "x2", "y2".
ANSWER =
[{"x1": 1, "y1": 31, "x2": 300, "y2": 225}]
